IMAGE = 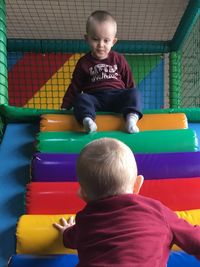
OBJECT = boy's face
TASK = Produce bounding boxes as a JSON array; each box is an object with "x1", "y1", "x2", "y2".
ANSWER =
[{"x1": 85, "y1": 20, "x2": 117, "y2": 60}]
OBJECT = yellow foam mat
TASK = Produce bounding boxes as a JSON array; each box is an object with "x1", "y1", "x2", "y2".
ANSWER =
[
  {"x1": 40, "y1": 113, "x2": 188, "y2": 132},
  {"x1": 16, "y1": 209, "x2": 200, "y2": 254},
  {"x1": 16, "y1": 214, "x2": 76, "y2": 255}
]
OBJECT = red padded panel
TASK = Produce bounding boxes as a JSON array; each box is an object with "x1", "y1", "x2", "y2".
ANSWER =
[
  {"x1": 26, "y1": 182, "x2": 85, "y2": 214},
  {"x1": 140, "y1": 177, "x2": 200, "y2": 211},
  {"x1": 26, "y1": 178, "x2": 200, "y2": 214}
]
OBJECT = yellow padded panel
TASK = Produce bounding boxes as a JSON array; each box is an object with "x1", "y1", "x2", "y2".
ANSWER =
[
  {"x1": 16, "y1": 214, "x2": 76, "y2": 255},
  {"x1": 16, "y1": 209, "x2": 200, "y2": 254},
  {"x1": 40, "y1": 113, "x2": 188, "y2": 132}
]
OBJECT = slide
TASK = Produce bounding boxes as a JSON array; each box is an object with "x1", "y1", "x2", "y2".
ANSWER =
[{"x1": 0, "y1": 123, "x2": 38, "y2": 267}]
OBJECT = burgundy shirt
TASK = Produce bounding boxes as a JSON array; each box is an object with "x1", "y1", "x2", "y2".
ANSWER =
[
  {"x1": 61, "y1": 51, "x2": 135, "y2": 109},
  {"x1": 63, "y1": 194, "x2": 200, "y2": 267}
]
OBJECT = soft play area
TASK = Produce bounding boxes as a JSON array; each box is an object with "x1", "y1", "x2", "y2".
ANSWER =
[{"x1": 1, "y1": 0, "x2": 200, "y2": 266}]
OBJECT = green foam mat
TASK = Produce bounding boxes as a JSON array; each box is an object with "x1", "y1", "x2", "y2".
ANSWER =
[{"x1": 36, "y1": 129, "x2": 198, "y2": 154}]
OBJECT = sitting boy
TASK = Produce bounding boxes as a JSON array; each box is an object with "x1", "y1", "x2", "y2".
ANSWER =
[
  {"x1": 61, "y1": 10, "x2": 142, "y2": 133},
  {"x1": 54, "y1": 138, "x2": 200, "y2": 266}
]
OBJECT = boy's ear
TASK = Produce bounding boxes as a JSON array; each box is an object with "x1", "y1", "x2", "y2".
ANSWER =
[
  {"x1": 77, "y1": 187, "x2": 88, "y2": 202},
  {"x1": 112, "y1": 37, "x2": 118, "y2": 46},
  {"x1": 133, "y1": 175, "x2": 144, "y2": 194}
]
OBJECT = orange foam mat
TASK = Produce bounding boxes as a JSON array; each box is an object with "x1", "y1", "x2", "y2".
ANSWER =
[
  {"x1": 40, "y1": 113, "x2": 188, "y2": 132},
  {"x1": 17, "y1": 209, "x2": 200, "y2": 254}
]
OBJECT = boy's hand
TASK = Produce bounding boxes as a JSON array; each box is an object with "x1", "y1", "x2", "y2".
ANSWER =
[
  {"x1": 61, "y1": 104, "x2": 73, "y2": 110},
  {"x1": 61, "y1": 107, "x2": 72, "y2": 111},
  {"x1": 53, "y1": 216, "x2": 75, "y2": 234}
]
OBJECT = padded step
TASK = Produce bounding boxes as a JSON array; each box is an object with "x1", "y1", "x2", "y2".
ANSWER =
[
  {"x1": 36, "y1": 129, "x2": 198, "y2": 154},
  {"x1": 31, "y1": 151, "x2": 200, "y2": 181},
  {"x1": 8, "y1": 254, "x2": 78, "y2": 267},
  {"x1": 40, "y1": 113, "x2": 188, "y2": 132},
  {"x1": 16, "y1": 214, "x2": 75, "y2": 255},
  {"x1": 26, "y1": 178, "x2": 200, "y2": 214},
  {"x1": 140, "y1": 178, "x2": 200, "y2": 211},
  {"x1": 168, "y1": 251, "x2": 200, "y2": 267},
  {"x1": 16, "y1": 210, "x2": 200, "y2": 254},
  {"x1": 26, "y1": 182, "x2": 85, "y2": 214},
  {"x1": 8, "y1": 252, "x2": 200, "y2": 267}
]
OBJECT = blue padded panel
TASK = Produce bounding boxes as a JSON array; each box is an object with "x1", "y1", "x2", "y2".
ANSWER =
[
  {"x1": 168, "y1": 251, "x2": 200, "y2": 267},
  {"x1": 8, "y1": 254, "x2": 78, "y2": 267}
]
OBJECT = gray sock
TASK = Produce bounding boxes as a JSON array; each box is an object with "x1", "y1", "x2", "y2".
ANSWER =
[
  {"x1": 126, "y1": 113, "x2": 139, "y2": 133},
  {"x1": 83, "y1": 117, "x2": 97, "y2": 133}
]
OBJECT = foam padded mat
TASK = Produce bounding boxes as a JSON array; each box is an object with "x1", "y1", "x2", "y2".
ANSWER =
[
  {"x1": 36, "y1": 129, "x2": 198, "y2": 154},
  {"x1": 31, "y1": 151, "x2": 200, "y2": 181},
  {"x1": 40, "y1": 113, "x2": 188, "y2": 132},
  {"x1": 26, "y1": 179, "x2": 200, "y2": 214},
  {"x1": 16, "y1": 214, "x2": 76, "y2": 255},
  {"x1": 8, "y1": 254, "x2": 79, "y2": 267},
  {"x1": 26, "y1": 182, "x2": 85, "y2": 214},
  {"x1": 31, "y1": 153, "x2": 78, "y2": 182},
  {"x1": 8, "y1": 252, "x2": 200, "y2": 267},
  {"x1": 168, "y1": 251, "x2": 200, "y2": 267},
  {"x1": 140, "y1": 177, "x2": 200, "y2": 211},
  {"x1": 16, "y1": 210, "x2": 200, "y2": 254}
]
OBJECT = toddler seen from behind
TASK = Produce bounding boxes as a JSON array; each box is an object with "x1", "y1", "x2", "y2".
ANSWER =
[{"x1": 54, "y1": 138, "x2": 200, "y2": 266}]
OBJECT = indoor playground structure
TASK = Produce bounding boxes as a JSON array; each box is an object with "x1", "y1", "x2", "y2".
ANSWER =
[{"x1": 1, "y1": 0, "x2": 200, "y2": 266}]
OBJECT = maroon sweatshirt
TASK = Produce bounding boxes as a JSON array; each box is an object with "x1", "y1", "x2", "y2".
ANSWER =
[
  {"x1": 61, "y1": 51, "x2": 135, "y2": 109},
  {"x1": 63, "y1": 194, "x2": 200, "y2": 267}
]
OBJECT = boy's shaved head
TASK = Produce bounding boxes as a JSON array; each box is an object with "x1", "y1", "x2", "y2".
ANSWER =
[{"x1": 86, "y1": 10, "x2": 117, "y2": 35}]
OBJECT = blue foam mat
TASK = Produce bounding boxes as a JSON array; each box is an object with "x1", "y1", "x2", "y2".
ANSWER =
[
  {"x1": 168, "y1": 251, "x2": 200, "y2": 267},
  {"x1": 8, "y1": 254, "x2": 78, "y2": 267},
  {"x1": 8, "y1": 252, "x2": 200, "y2": 266}
]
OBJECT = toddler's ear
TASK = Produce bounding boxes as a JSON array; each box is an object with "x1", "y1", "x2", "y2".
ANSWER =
[
  {"x1": 77, "y1": 187, "x2": 88, "y2": 202},
  {"x1": 112, "y1": 37, "x2": 118, "y2": 46},
  {"x1": 133, "y1": 175, "x2": 144, "y2": 194}
]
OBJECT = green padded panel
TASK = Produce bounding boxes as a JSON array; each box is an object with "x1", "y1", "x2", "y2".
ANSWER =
[{"x1": 36, "y1": 129, "x2": 198, "y2": 154}]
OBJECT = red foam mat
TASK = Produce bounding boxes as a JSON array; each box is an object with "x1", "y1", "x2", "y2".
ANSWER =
[
  {"x1": 26, "y1": 182, "x2": 85, "y2": 214},
  {"x1": 140, "y1": 177, "x2": 200, "y2": 211},
  {"x1": 26, "y1": 178, "x2": 200, "y2": 214}
]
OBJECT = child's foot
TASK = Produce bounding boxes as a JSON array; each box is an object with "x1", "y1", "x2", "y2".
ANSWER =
[
  {"x1": 83, "y1": 117, "x2": 97, "y2": 133},
  {"x1": 126, "y1": 113, "x2": 139, "y2": 133}
]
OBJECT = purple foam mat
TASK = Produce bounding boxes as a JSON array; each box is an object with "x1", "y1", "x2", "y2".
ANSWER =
[
  {"x1": 31, "y1": 151, "x2": 200, "y2": 182},
  {"x1": 31, "y1": 153, "x2": 78, "y2": 181}
]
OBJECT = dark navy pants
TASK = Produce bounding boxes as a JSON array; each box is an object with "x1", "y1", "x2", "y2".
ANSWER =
[{"x1": 73, "y1": 88, "x2": 142, "y2": 124}]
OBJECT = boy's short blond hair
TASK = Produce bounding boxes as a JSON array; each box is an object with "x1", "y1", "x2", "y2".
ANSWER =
[
  {"x1": 77, "y1": 138, "x2": 137, "y2": 201},
  {"x1": 86, "y1": 10, "x2": 117, "y2": 35}
]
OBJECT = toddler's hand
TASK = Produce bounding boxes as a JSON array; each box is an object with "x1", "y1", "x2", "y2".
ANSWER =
[
  {"x1": 61, "y1": 105, "x2": 73, "y2": 110},
  {"x1": 53, "y1": 216, "x2": 75, "y2": 234}
]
